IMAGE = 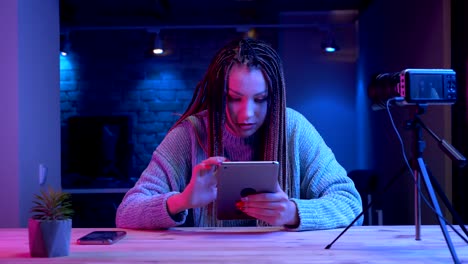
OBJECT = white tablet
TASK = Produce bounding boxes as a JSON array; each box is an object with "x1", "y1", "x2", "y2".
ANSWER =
[{"x1": 215, "y1": 161, "x2": 279, "y2": 220}]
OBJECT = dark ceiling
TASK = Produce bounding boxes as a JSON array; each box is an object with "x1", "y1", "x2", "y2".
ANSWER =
[{"x1": 60, "y1": 0, "x2": 372, "y2": 28}]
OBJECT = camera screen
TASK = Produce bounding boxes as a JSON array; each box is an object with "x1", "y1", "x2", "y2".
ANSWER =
[{"x1": 409, "y1": 74, "x2": 443, "y2": 100}]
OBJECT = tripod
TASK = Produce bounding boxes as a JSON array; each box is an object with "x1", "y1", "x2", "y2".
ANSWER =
[{"x1": 325, "y1": 104, "x2": 466, "y2": 264}]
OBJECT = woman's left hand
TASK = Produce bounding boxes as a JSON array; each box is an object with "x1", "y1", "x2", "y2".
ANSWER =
[{"x1": 238, "y1": 184, "x2": 299, "y2": 226}]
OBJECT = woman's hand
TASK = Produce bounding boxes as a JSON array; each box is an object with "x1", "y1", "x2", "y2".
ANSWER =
[
  {"x1": 181, "y1": 156, "x2": 227, "y2": 209},
  {"x1": 167, "y1": 156, "x2": 226, "y2": 216},
  {"x1": 238, "y1": 184, "x2": 299, "y2": 226}
]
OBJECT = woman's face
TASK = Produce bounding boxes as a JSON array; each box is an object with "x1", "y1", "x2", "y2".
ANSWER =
[{"x1": 225, "y1": 64, "x2": 268, "y2": 138}]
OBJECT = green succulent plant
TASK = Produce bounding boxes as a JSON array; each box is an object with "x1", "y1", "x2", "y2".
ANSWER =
[{"x1": 31, "y1": 187, "x2": 74, "y2": 220}]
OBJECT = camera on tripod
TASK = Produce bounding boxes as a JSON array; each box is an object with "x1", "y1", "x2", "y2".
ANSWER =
[{"x1": 368, "y1": 69, "x2": 457, "y2": 109}]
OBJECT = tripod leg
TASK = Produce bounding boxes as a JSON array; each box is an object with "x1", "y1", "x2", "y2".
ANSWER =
[
  {"x1": 325, "y1": 166, "x2": 405, "y2": 249},
  {"x1": 396, "y1": 161, "x2": 422, "y2": 239},
  {"x1": 414, "y1": 169, "x2": 421, "y2": 240},
  {"x1": 426, "y1": 167, "x2": 468, "y2": 238},
  {"x1": 417, "y1": 157, "x2": 460, "y2": 264}
]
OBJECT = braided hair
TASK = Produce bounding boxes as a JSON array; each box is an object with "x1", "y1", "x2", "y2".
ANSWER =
[{"x1": 171, "y1": 37, "x2": 291, "y2": 196}]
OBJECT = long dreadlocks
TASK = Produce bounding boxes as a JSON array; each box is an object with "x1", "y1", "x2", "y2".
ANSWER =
[{"x1": 170, "y1": 37, "x2": 292, "y2": 196}]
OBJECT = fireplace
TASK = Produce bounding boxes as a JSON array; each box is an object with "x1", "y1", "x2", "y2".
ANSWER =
[{"x1": 62, "y1": 115, "x2": 135, "y2": 189}]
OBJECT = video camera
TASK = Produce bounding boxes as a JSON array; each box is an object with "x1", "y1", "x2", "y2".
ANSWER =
[{"x1": 368, "y1": 69, "x2": 457, "y2": 110}]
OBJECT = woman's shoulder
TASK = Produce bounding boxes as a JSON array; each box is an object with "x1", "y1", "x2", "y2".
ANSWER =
[
  {"x1": 159, "y1": 110, "x2": 208, "y2": 149},
  {"x1": 286, "y1": 107, "x2": 301, "y2": 117},
  {"x1": 285, "y1": 107, "x2": 320, "y2": 136},
  {"x1": 166, "y1": 111, "x2": 209, "y2": 146},
  {"x1": 286, "y1": 107, "x2": 311, "y2": 125},
  {"x1": 173, "y1": 110, "x2": 208, "y2": 130}
]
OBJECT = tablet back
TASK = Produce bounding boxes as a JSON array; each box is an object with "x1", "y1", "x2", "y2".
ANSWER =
[{"x1": 216, "y1": 161, "x2": 279, "y2": 220}]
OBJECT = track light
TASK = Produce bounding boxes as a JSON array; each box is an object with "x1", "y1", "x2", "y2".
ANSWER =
[
  {"x1": 236, "y1": 27, "x2": 257, "y2": 39},
  {"x1": 246, "y1": 28, "x2": 257, "y2": 39},
  {"x1": 321, "y1": 31, "x2": 340, "y2": 53},
  {"x1": 60, "y1": 33, "x2": 70, "y2": 56},
  {"x1": 152, "y1": 31, "x2": 164, "y2": 55}
]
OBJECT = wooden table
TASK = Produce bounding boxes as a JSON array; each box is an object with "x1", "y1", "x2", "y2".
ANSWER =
[{"x1": 0, "y1": 225, "x2": 467, "y2": 263}]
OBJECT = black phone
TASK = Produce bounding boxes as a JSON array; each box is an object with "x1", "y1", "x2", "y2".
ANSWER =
[{"x1": 77, "y1": 231, "x2": 127, "y2": 245}]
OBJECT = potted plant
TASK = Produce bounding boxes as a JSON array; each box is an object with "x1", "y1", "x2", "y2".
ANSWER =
[{"x1": 28, "y1": 187, "x2": 74, "y2": 257}]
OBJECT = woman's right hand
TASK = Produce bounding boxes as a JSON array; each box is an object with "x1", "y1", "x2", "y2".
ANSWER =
[
  {"x1": 181, "y1": 156, "x2": 227, "y2": 208},
  {"x1": 167, "y1": 156, "x2": 227, "y2": 216}
]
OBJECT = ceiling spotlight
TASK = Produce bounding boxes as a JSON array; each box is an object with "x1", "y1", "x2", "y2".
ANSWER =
[
  {"x1": 246, "y1": 28, "x2": 257, "y2": 39},
  {"x1": 152, "y1": 31, "x2": 164, "y2": 55},
  {"x1": 60, "y1": 33, "x2": 71, "y2": 56},
  {"x1": 236, "y1": 26, "x2": 257, "y2": 39},
  {"x1": 321, "y1": 32, "x2": 340, "y2": 53}
]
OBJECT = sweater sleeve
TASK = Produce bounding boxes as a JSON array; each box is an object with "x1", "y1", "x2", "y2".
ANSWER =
[
  {"x1": 115, "y1": 121, "x2": 193, "y2": 229},
  {"x1": 284, "y1": 109, "x2": 363, "y2": 231}
]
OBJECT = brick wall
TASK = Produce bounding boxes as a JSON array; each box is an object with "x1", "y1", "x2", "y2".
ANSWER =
[{"x1": 60, "y1": 29, "x2": 277, "y2": 187}]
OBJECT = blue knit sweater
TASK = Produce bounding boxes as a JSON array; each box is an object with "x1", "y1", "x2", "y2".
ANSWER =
[{"x1": 116, "y1": 108, "x2": 363, "y2": 231}]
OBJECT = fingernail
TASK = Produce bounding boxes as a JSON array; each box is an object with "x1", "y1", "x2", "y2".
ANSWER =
[{"x1": 235, "y1": 201, "x2": 244, "y2": 208}]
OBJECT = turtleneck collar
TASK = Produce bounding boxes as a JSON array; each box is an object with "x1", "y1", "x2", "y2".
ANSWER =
[{"x1": 222, "y1": 125, "x2": 262, "y2": 161}]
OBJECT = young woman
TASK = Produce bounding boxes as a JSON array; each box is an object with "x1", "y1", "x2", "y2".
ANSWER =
[{"x1": 116, "y1": 38, "x2": 362, "y2": 231}]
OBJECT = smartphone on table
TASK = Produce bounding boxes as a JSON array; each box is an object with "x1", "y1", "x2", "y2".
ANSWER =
[{"x1": 77, "y1": 231, "x2": 127, "y2": 245}]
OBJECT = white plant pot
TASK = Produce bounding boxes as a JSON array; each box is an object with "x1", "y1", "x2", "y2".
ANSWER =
[{"x1": 28, "y1": 218, "x2": 72, "y2": 257}]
